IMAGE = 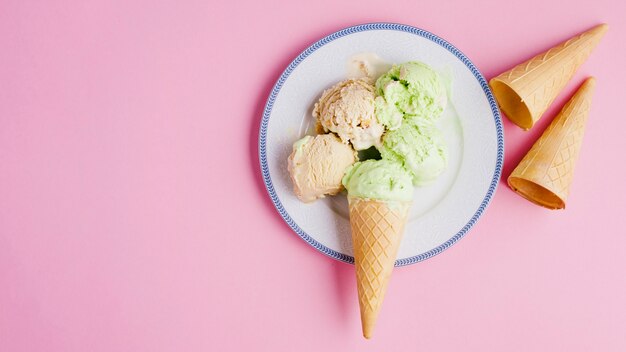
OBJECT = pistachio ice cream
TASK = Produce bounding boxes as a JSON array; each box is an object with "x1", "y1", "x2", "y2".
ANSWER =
[
  {"x1": 342, "y1": 159, "x2": 414, "y2": 202},
  {"x1": 379, "y1": 121, "x2": 447, "y2": 186},
  {"x1": 375, "y1": 62, "x2": 447, "y2": 129}
]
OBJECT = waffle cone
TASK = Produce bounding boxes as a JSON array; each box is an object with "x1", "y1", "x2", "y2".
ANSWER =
[
  {"x1": 489, "y1": 24, "x2": 607, "y2": 130},
  {"x1": 348, "y1": 196, "x2": 411, "y2": 339},
  {"x1": 508, "y1": 77, "x2": 596, "y2": 209}
]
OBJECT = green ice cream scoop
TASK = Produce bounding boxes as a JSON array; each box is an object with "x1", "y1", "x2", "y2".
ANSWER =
[
  {"x1": 379, "y1": 121, "x2": 448, "y2": 186},
  {"x1": 375, "y1": 61, "x2": 447, "y2": 129},
  {"x1": 342, "y1": 159, "x2": 414, "y2": 202}
]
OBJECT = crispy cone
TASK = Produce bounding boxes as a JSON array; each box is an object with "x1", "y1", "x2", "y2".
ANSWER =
[
  {"x1": 490, "y1": 24, "x2": 607, "y2": 130},
  {"x1": 348, "y1": 196, "x2": 411, "y2": 339},
  {"x1": 508, "y1": 77, "x2": 596, "y2": 209}
]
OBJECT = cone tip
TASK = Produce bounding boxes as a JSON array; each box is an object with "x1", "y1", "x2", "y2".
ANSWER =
[
  {"x1": 361, "y1": 305, "x2": 376, "y2": 339},
  {"x1": 580, "y1": 77, "x2": 597, "y2": 93},
  {"x1": 585, "y1": 23, "x2": 608, "y2": 38},
  {"x1": 363, "y1": 325, "x2": 373, "y2": 339},
  {"x1": 594, "y1": 23, "x2": 609, "y2": 33}
]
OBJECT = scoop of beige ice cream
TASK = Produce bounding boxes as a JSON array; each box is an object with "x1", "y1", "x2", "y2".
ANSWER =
[
  {"x1": 313, "y1": 79, "x2": 384, "y2": 150},
  {"x1": 288, "y1": 134, "x2": 357, "y2": 203}
]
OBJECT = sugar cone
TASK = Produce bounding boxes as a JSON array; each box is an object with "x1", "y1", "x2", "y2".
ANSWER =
[
  {"x1": 348, "y1": 196, "x2": 411, "y2": 339},
  {"x1": 489, "y1": 24, "x2": 607, "y2": 130},
  {"x1": 508, "y1": 77, "x2": 596, "y2": 209}
]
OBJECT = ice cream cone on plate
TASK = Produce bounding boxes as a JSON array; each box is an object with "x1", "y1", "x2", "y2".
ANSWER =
[
  {"x1": 508, "y1": 77, "x2": 596, "y2": 209},
  {"x1": 348, "y1": 196, "x2": 411, "y2": 339},
  {"x1": 342, "y1": 160, "x2": 414, "y2": 338},
  {"x1": 489, "y1": 24, "x2": 607, "y2": 130}
]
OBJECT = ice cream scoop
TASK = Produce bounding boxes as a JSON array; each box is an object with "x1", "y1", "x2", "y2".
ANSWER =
[
  {"x1": 313, "y1": 79, "x2": 384, "y2": 150},
  {"x1": 375, "y1": 61, "x2": 447, "y2": 129},
  {"x1": 379, "y1": 121, "x2": 447, "y2": 186},
  {"x1": 342, "y1": 159, "x2": 414, "y2": 202},
  {"x1": 287, "y1": 134, "x2": 357, "y2": 203}
]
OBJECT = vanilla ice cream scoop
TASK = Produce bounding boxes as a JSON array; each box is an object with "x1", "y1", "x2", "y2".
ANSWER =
[
  {"x1": 313, "y1": 79, "x2": 384, "y2": 150},
  {"x1": 287, "y1": 134, "x2": 357, "y2": 203}
]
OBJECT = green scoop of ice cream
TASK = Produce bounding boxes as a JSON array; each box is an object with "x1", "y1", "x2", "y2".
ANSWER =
[
  {"x1": 375, "y1": 61, "x2": 447, "y2": 129},
  {"x1": 379, "y1": 121, "x2": 447, "y2": 186},
  {"x1": 342, "y1": 159, "x2": 414, "y2": 202}
]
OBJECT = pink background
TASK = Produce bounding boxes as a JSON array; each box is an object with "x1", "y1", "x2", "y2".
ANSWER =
[{"x1": 1, "y1": 0, "x2": 625, "y2": 351}]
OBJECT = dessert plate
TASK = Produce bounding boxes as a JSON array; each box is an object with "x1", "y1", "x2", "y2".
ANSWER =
[{"x1": 259, "y1": 23, "x2": 503, "y2": 266}]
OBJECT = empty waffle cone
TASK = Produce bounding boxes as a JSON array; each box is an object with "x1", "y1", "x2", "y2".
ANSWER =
[
  {"x1": 348, "y1": 196, "x2": 411, "y2": 339},
  {"x1": 490, "y1": 24, "x2": 607, "y2": 130},
  {"x1": 508, "y1": 77, "x2": 596, "y2": 209}
]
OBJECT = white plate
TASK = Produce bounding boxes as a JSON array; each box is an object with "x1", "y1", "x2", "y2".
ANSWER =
[{"x1": 259, "y1": 23, "x2": 504, "y2": 266}]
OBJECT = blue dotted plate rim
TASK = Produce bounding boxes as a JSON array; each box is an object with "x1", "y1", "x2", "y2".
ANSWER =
[{"x1": 258, "y1": 23, "x2": 504, "y2": 267}]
